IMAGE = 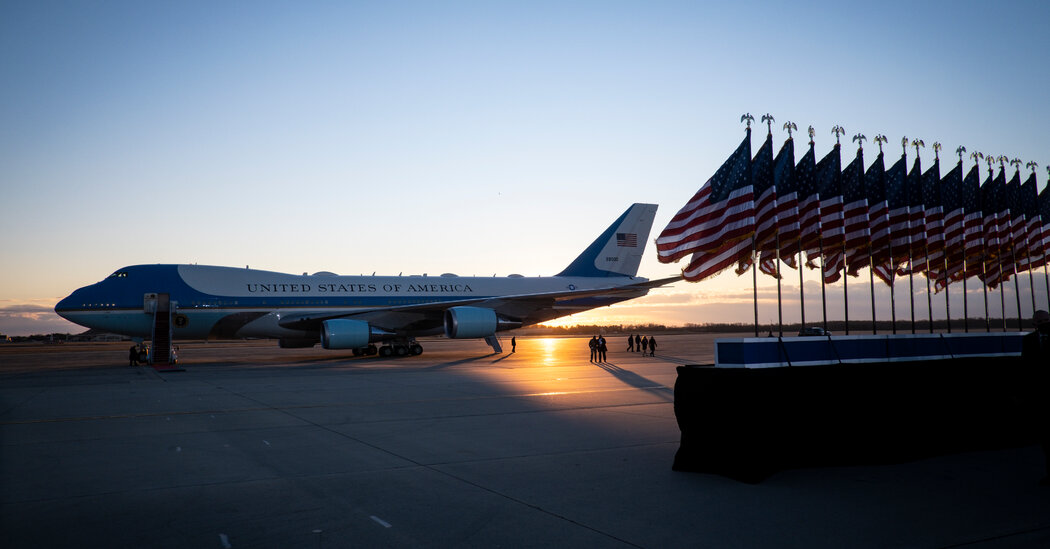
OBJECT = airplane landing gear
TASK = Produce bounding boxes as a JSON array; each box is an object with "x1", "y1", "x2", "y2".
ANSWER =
[
  {"x1": 352, "y1": 345, "x2": 379, "y2": 357},
  {"x1": 373, "y1": 339, "x2": 423, "y2": 358}
]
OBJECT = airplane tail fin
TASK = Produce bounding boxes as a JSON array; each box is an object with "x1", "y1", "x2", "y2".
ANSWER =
[{"x1": 556, "y1": 203, "x2": 658, "y2": 278}]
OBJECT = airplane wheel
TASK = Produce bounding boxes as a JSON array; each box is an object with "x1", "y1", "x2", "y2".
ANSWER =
[
  {"x1": 394, "y1": 345, "x2": 408, "y2": 356},
  {"x1": 379, "y1": 346, "x2": 392, "y2": 357},
  {"x1": 410, "y1": 344, "x2": 423, "y2": 356},
  {"x1": 367, "y1": 344, "x2": 378, "y2": 355}
]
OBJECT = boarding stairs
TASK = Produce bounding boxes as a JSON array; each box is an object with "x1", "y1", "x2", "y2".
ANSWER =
[{"x1": 147, "y1": 293, "x2": 182, "y2": 371}]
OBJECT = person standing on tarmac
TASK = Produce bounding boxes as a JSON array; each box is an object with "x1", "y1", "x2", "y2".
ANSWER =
[
  {"x1": 640, "y1": 336, "x2": 649, "y2": 355},
  {"x1": 648, "y1": 336, "x2": 657, "y2": 357},
  {"x1": 634, "y1": 334, "x2": 641, "y2": 352},
  {"x1": 128, "y1": 345, "x2": 139, "y2": 367},
  {"x1": 627, "y1": 335, "x2": 634, "y2": 352},
  {"x1": 598, "y1": 335, "x2": 607, "y2": 362},
  {"x1": 589, "y1": 336, "x2": 598, "y2": 362},
  {"x1": 511, "y1": 337, "x2": 516, "y2": 353}
]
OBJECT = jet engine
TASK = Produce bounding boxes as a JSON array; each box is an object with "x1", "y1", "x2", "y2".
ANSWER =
[
  {"x1": 443, "y1": 306, "x2": 521, "y2": 339},
  {"x1": 321, "y1": 319, "x2": 385, "y2": 350}
]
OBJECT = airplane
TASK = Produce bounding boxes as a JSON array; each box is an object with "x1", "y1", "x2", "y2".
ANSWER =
[{"x1": 55, "y1": 203, "x2": 679, "y2": 357}]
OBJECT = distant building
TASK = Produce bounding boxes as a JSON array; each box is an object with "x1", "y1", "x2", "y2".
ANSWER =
[{"x1": 67, "y1": 329, "x2": 131, "y2": 342}]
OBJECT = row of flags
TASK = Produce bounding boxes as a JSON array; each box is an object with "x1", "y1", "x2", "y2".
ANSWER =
[{"x1": 656, "y1": 127, "x2": 1050, "y2": 292}]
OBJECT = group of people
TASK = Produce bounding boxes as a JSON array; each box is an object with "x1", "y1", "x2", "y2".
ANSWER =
[
  {"x1": 587, "y1": 334, "x2": 659, "y2": 362},
  {"x1": 626, "y1": 334, "x2": 657, "y2": 356},
  {"x1": 588, "y1": 335, "x2": 608, "y2": 362}
]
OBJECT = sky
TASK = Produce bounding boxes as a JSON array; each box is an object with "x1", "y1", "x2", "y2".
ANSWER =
[{"x1": 2, "y1": 0, "x2": 1049, "y2": 336}]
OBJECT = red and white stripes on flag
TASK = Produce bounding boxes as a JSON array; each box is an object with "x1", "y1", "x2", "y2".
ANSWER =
[{"x1": 656, "y1": 131, "x2": 755, "y2": 282}]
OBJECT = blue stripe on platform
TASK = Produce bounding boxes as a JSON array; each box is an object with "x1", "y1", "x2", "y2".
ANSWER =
[{"x1": 715, "y1": 333, "x2": 1025, "y2": 368}]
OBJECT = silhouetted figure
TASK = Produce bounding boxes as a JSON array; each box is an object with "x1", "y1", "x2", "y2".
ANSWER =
[
  {"x1": 128, "y1": 345, "x2": 139, "y2": 367},
  {"x1": 598, "y1": 335, "x2": 607, "y2": 362},
  {"x1": 1022, "y1": 309, "x2": 1050, "y2": 485},
  {"x1": 648, "y1": 336, "x2": 657, "y2": 356},
  {"x1": 627, "y1": 335, "x2": 634, "y2": 352},
  {"x1": 641, "y1": 336, "x2": 649, "y2": 355},
  {"x1": 511, "y1": 337, "x2": 516, "y2": 353},
  {"x1": 589, "y1": 336, "x2": 598, "y2": 362},
  {"x1": 634, "y1": 334, "x2": 641, "y2": 352}
]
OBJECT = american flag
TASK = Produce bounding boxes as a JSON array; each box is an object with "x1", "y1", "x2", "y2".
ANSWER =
[
  {"x1": 979, "y1": 169, "x2": 1007, "y2": 288},
  {"x1": 920, "y1": 159, "x2": 945, "y2": 279},
  {"x1": 795, "y1": 142, "x2": 821, "y2": 259},
  {"x1": 879, "y1": 154, "x2": 910, "y2": 283},
  {"x1": 1006, "y1": 171, "x2": 1027, "y2": 259},
  {"x1": 771, "y1": 138, "x2": 800, "y2": 270},
  {"x1": 841, "y1": 148, "x2": 870, "y2": 278},
  {"x1": 814, "y1": 145, "x2": 844, "y2": 282},
  {"x1": 1016, "y1": 173, "x2": 1043, "y2": 272},
  {"x1": 961, "y1": 164, "x2": 985, "y2": 280},
  {"x1": 616, "y1": 233, "x2": 638, "y2": 247},
  {"x1": 938, "y1": 162, "x2": 965, "y2": 287},
  {"x1": 901, "y1": 157, "x2": 925, "y2": 275},
  {"x1": 861, "y1": 152, "x2": 890, "y2": 283},
  {"x1": 1032, "y1": 184, "x2": 1050, "y2": 272},
  {"x1": 749, "y1": 132, "x2": 778, "y2": 277},
  {"x1": 656, "y1": 130, "x2": 755, "y2": 266}
]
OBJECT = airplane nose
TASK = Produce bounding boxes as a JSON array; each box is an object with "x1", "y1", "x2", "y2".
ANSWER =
[{"x1": 55, "y1": 291, "x2": 78, "y2": 318}]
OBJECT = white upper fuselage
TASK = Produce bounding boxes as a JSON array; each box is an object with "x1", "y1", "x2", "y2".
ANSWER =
[{"x1": 55, "y1": 264, "x2": 649, "y2": 340}]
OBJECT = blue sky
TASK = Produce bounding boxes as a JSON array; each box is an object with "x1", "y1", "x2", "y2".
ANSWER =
[{"x1": 2, "y1": 1, "x2": 1048, "y2": 335}]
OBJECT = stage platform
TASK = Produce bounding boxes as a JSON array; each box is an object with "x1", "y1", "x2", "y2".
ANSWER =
[
  {"x1": 715, "y1": 332, "x2": 1025, "y2": 368},
  {"x1": 677, "y1": 332, "x2": 1041, "y2": 483}
]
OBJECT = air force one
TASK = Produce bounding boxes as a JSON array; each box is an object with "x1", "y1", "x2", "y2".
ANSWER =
[{"x1": 56, "y1": 203, "x2": 678, "y2": 358}]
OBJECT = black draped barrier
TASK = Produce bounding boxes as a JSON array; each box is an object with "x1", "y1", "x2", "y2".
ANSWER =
[{"x1": 673, "y1": 357, "x2": 1037, "y2": 483}]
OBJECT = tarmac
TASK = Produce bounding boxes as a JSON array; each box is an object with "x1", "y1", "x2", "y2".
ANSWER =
[{"x1": 2, "y1": 334, "x2": 1049, "y2": 548}]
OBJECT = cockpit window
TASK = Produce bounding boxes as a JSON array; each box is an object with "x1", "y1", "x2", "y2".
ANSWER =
[{"x1": 108, "y1": 271, "x2": 129, "y2": 278}]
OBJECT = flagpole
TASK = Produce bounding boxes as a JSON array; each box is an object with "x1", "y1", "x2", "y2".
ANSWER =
[
  {"x1": 1025, "y1": 161, "x2": 1039, "y2": 318},
  {"x1": 870, "y1": 134, "x2": 885, "y2": 335},
  {"x1": 1045, "y1": 166, "x2": 1050, "y2": 311},
  {"x1": 994, "y1": 156, "x2": 1007, "y2": 332},
  {"x1": 922, "y1": 142, "x2": 938, "y2": 334},
  {"x1": 799, "y1": 125, "x2": 815, "y2": 332},
  {"x1": 752, "y1": 233, "x2": 759, "y2": 337},
  {"x1": 1003, "y1": 158, "x2": 1020, "y2": 331},
  {"x1": 942, "y1": 145, "x2": 952, "y2": 333},
  {"x1": 961, "y1": 148, "x2": 975, "y2": 333},
  {"x1": 742, "y1": 113, "x2": 759, "y2": 337},
  {"x1": 951, "y1": 147, "x2": 967, "y2": 332},
  {"x1": 981, "y1": 153, "x2": 992, "y2": 332},
  {"x1": 834, "y1": 125, "x2": 848, "y2": 335},
  {"x1": 909, "y1": 138, "x2": 924, "y2": 335},
  {"x1": 770, "y1": 115, "x2": 785, "y2": 337}
]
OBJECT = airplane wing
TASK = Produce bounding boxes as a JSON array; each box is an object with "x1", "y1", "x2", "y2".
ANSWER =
[{"x1": 276, "y1": 275, "x2": 681, "y2": 333}]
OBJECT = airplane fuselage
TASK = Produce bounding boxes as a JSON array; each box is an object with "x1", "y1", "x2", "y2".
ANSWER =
[{"x1": 56, "y1": 264, "x2": 647, "y2": 341}]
